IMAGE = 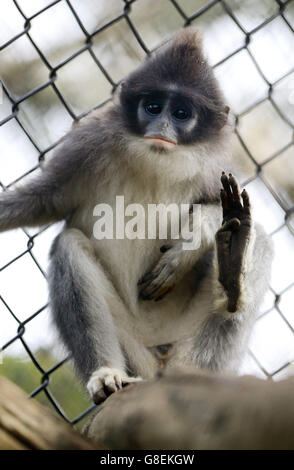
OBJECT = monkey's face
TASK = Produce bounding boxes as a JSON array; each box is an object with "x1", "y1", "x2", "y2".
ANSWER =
[
  {"x1": 137, "y1": 91, "x2": 197, "y2": 151},
  {"x1": 121, "y1": 85, "x2": 229, "y2": 153},
  {"x1": 119, "y1": 27, "x2": 229, "y2": 154}
]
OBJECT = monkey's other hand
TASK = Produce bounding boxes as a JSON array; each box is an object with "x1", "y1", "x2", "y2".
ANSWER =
[
  {"x1": 138, "y1": 242, "x2": 188, "y2": 301},
  {"x1": 87, "y1": 367, "x2": 142, "y2": 404},
  {"x1": 216, "y1": 172, "x2": 252, "y2": 313}
]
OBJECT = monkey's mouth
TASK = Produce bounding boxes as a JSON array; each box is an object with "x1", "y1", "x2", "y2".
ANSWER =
[{"x1": 144, "y1": 136, "x2": 177, "y2": 149}]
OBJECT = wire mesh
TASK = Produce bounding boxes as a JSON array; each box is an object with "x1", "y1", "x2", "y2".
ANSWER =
[{"x1": 1, "y1": 0, "x2": 294, "y2": 425}]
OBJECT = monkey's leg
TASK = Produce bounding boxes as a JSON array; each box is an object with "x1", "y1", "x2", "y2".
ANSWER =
[
  {"x1": 169, "y1": 174, "x2": 273, "y2": 372},
  {"x1": 49, "y1": 228, "x2": 153, "y2": 404}
]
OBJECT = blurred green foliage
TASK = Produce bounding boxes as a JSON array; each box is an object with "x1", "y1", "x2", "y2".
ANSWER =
[{"x1": 1, "y1": 349, "x2": 94, "y2": 429}]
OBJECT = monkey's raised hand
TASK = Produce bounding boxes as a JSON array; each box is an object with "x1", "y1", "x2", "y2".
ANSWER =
[{"x1": 216, "y1": 172, "x2": 251, "y2": 313}]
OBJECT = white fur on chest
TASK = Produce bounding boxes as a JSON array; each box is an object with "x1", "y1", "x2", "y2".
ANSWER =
[
  {"x1": 92, "y1": 168, "x2": 193, "y2": 303},
  {"x1": 69, "y1": 144, "x2": 223, "y2": 345}
]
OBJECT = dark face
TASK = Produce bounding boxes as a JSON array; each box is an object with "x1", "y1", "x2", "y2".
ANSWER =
[
  {"x1": 120, "y1": 28, "x2": 229, "y2": 149},
  {"x1": 137, "y1": 90, "x2": 197, "y2": 150},
  {"x1": 121, "y1": 85, "x2": 228, "y2": 151}
]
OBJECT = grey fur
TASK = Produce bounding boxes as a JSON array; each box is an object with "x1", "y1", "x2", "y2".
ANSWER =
[
  {"x1": 191, "y1": 223, "x2": 273, "y2": 372},
  {"x1": 0, "y1": 28, "x2": 273, "y2": 401},
  {"x1": 49, "y1": 230, "x2": 126, "y2": 381}
]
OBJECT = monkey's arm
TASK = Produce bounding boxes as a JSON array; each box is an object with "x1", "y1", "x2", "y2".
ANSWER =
[
  {"x1": 0, "y1": 120, "x2": 104, "y2": 231},
  {"x1": 0, "y1": 174, "x2": 67, "y2": 231},
  {"x1": 187, "y1": 223, "x2": 272, "y2": 372},
  {"x1": 188, "y1": 174, "x2": 273, "y2": 372}
]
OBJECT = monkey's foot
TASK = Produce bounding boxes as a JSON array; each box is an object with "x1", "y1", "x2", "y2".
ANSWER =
[
  {"x1": 138, "y1": 242, "x2": 187, "y2": 301},
  {"x1": 216, "y1": 172, "x2": 252, "y2": 313},
  {"x1": 87, "y1": 367, "x2": 142, "y2": 404}
]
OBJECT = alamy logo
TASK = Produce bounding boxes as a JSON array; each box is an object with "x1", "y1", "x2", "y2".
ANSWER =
[{"x1": 93, "y1": 196, "x2": 201, "y2": 251}]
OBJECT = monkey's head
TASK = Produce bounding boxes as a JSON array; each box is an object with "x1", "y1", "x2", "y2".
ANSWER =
[{"x1": 120, "y1": 27, "x2": 229, "y2": 153}]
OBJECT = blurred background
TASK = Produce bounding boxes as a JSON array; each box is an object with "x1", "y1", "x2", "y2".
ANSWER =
[{"x1": 0, "y1": 0, "x2": 294, "y2": 427}]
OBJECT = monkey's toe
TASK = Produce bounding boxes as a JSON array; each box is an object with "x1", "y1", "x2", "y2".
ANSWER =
[
  {"x1": 87, "y1": 367, "x2": 123, "y2": 404},
  {"x1": 87, "y1": 367, "x2": 142, "y2": 404}
]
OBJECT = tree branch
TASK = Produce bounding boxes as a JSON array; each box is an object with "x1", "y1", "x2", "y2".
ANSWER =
[{"x1": 84, "y1": 366, "x2": 294, "y2": 450}]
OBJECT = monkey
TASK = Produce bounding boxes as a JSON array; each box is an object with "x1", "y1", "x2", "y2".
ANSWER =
[{"x1": 0, "y1": 27, "x2": 273, "y2": 404}]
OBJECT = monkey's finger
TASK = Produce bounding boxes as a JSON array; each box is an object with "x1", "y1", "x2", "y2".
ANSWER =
[
  {"x1": 138, "y1": 271, "x2": 156, "y2": 286},
  {"x1": 219, "y1": 217, "x2": 240, "y2": 233},
  {"x1": 138, "y1": 266, "x2": 163, "y2": 286},
  {"x1": 138, "y1": 273, "x2": 151, "y2": 286},
  {"x1": 140, "y1": 280, "x2": 167, "y2": 300},
  {"x1": 221, "y1": 172, "x2": 233, "y2": 202},
  {"x1": 139, "y1": 265, "x2": 169, "y2": 294},
  {"x1": 155, "y1": 285, "x2": 174, "y2": 301},
  {"x1": 152, "y1": 276, "x2": 175, "y2": 300},
  {"x1": 140, "y1": 280, "x2": 171, "y2": 300},
  {"x1": 139, "y1": 266, "x2": 172, "y2": 299},
  {"x1": 227, "y1": 288, "x2": 240, "y2": 313},
  {"x1": 229, "y1": 173, "x2": 241, "y2": 203},
  {"x1": 220, "y1": 189, "x2": 228, "y2": 212},
  {"x1": 227, "y1": 299, "x2": 238, "y2": 313},
  {"x1": 241, "y1": 189, "x2": 251, "y2": 215}
]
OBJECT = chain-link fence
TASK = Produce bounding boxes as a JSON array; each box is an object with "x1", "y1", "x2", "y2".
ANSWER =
[{"x1": 1, "y1": 0, "x2": 294, "y2": 426}]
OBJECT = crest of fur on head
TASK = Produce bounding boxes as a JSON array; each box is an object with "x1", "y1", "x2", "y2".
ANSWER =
[{"x1": 120, "y1": 26, "x2": 230, "y2": 143}]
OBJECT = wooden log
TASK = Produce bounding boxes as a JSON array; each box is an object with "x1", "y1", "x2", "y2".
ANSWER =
[
  {"x1": 84, "y1": 366, "x2": 294, "y2": 450},
  {"x1": 3, "y1": 366, "x2": 294, "y2": 450},
  {"x1": 0, "y1": 376, "x2": 100, "y2": 450}
]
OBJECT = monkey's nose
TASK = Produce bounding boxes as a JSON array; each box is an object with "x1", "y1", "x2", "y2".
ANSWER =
[{"x1": 158, "y1": 122, "x2": 169, "y2": 133}]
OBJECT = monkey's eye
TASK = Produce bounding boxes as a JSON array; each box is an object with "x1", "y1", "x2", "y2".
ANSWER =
[
  {"x1": 145, "y1": 103, "x2": 162, "y2": 115},
  {"x1": 173, "y1": 108, "x2": 190, "y2": 121}
]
